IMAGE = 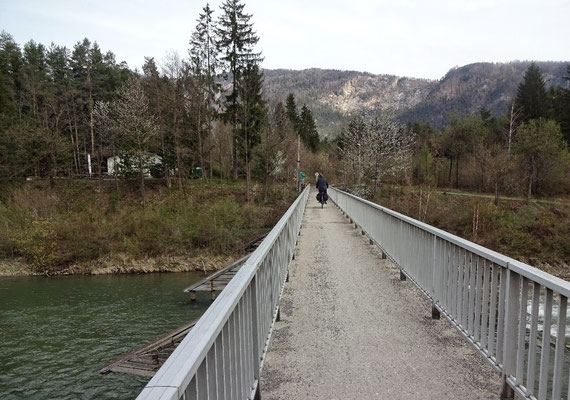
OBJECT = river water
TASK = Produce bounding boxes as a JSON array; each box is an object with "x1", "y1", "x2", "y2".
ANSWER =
[{"x1": 0, "y1": 272, "x2": 210, "y2": 400}]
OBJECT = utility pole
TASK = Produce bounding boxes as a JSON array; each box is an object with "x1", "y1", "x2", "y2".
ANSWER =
[{"x1": 296, "y1": 133, "x2": 300, "y2": 192}]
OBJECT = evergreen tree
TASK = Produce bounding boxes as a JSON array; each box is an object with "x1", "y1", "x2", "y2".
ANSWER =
[
  {"x1": 515, "y1": 62, "x2": 547, "y2": 123},
  {"x1": 285, "y1": 93, "x2": 300, "y2": 131},
  {"x1": 515, "y1": 118, "x2": 568, "y2": 199},
  {"x1": 216, "y1": 0, "x2": 262, "y2": 179},
  {"x1": 190, "y1": 3, "x2": 219, "y2": 177},
  {"x1": 257, "y1": 101, "x2": 294, "y2": 198},
  {"x1": 560, "y1": 65, "x2": 570, "y2": 144},
  {"x1": 299, "y1": 104, "x2": 319, "y2": 152},
  {"x1": 237, "y1": 62, "x2": 266, "y2": 200}
]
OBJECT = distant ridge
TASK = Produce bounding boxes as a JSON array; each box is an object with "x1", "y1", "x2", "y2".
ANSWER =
[
  {"x1": 263, "y1": 61, "x2": 569, "y2": 136},
  {"x1": 401, "y1": 61, "x2": 569, "y2": 128}
]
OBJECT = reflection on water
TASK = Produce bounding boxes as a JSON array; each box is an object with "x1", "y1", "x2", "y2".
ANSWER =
[{"x1": 0, "y1": 272, "x2": 210, "y2": 400}]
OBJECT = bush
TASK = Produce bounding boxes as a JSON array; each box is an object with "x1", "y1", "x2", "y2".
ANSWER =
[
  {"x1": 0, "y1": 179, "x2": 297, "y2": 273},
  {"x1": 13, "y1": 220, "x2": 64, "y2": 273}
]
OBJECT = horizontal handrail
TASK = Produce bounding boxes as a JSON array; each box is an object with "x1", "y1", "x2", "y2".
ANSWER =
[
  {"x1": 329, "y1": 186, "x2": 570, "y2": 400},
  {"x1": 137, "y1": 185, "x2": 309, "y2": 400}
]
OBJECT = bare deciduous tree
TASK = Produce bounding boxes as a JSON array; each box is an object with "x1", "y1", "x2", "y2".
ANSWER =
[
  {"x1": 340, "y1": 112, "x2": 415, "y2": 193},
  {"x1": 112, "y1": 77, "x2": 159, "y2": 207}
]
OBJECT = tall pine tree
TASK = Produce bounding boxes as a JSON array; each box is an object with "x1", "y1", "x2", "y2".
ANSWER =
[
  {"x1": 190, "y1": 3, "x2": 219, "y2": 177},
  {"x1": 299, "y1": 104, "x2": 319, "y2": 152},
  {"x1": 285, "y1": 93, "x2": 300, "y2": 131},
  {"x1": 237, "y1": 62, "x2": 265, "y2": 201},
  {"x1": 216, "y1": 0, "x2": 262, "y2": 179},
  {"x1": 515, "y1": 62, "x2": 547, "y2": 123}
]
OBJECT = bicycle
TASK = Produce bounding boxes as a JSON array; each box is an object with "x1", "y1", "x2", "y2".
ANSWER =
[{"x1": 317, "y1": 191, "x2": 328, "y2": 208}]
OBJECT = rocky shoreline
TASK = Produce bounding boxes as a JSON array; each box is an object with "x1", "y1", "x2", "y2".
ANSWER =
[{"x1": 0, "y1": 254, "x2": 237, "y2": 277}]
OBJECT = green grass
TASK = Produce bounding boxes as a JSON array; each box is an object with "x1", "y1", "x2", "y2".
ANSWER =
[
  {"x1": 0, "y1": 179, "x2": 297, "y2": 274},
  {"x1": 370, "y1": 185, "x2": 570, "y2": 276}
]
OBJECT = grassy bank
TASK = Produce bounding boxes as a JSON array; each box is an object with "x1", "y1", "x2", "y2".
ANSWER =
[
  {"x1": 360, "y1": 185, "x2": 570, "y2": 278},
  {"x1": 0, "y1": 179, "x2": 297, "y2": 275}
]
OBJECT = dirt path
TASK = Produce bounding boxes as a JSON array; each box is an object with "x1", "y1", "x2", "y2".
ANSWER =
[{"x1": 260, "y1": 190, "x2": 502, "y2": 399}]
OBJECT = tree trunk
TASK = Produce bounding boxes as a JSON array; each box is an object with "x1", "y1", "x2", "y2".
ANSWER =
[
  {"x1": 139, "y1": 155, "x2": 146, "y2": 207},
  {"x1": 112, "y1": 142, "x2": 119, "y2": 193},
  {"x1": 448, "y1": 156, "x2": 453, "y2": 186},
  {"x1": 68, "y1": 116, "x2": 79, "y2": 175},
  {"x1": 455, "y1": 156, "x2": 460, "y2": 189},
  {"x1": 494, "y1": 181, "x2": 499, "y2": 206},
  {"x1": 296, "y1": 134, "x2": 300, "y2": 192},
  {"x1": 88, "y1": 71, "x2": 96, "y2": 177},
  {"x1": 198, "y1": 104, "x2": 204, "y2": 178},
  {"x1": 209, "y1": 148, "x2": 213, "y2": 179},
  {"x1": 527, "y1": 167, "x2": 533, "y2": 203},
  {"x1": 245, "y1": 126, "x2": 251, "y2": 202}
]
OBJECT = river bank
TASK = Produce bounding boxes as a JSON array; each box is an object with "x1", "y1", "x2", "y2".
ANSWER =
[
  {"x1": 0, "y1": 179, "x2": 295, "y2": 277},
  {"x1": 0, "y1": 253, "x2": 236, "y2": 277}
]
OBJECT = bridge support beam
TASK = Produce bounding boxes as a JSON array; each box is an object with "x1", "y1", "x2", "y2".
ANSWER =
[{"x1": 400, "y1": 270, "x2": 406, "y2": 281}]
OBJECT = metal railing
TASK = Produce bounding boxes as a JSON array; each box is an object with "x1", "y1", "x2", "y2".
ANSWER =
[
  {"x1": 329, "y1": 187, "x2": 570, "y2": 400},
  {"x1": 136, "y1": 185, "x2": 309, "y2": 400}
]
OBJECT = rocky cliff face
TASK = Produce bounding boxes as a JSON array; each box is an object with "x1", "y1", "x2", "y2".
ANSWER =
[
  {"x1": 263, "y1": 68, "x2": 435, "y2": 137},
  {"x1": 263, "y1": 61, "x2": 569, "y2": 136}
]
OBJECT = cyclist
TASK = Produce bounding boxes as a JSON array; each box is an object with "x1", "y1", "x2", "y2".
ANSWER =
[{"x1": 316, "y1": 173, "x2": 329, "y2": 204}]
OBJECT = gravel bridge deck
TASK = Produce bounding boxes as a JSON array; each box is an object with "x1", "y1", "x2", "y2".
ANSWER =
[{"x1": 260, "y1": 189, "x2": 503, "y2": 399}]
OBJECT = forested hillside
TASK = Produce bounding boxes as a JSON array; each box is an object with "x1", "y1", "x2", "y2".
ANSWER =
[
  {"x1": 263, "y1": 68, "x2": 434, "y2": 137},
  {"x1": 264, "y1": 61, "x2": 569, "y2": 135},
  {"x1": 402, "y1": 61, "x2": 569, "y2": 128}
]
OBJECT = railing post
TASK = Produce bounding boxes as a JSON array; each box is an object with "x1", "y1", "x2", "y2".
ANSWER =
[
  {"x1": 500, "y1": 267, "x2": 520, "y2": 400},
  {"x1": 251, "y1": 276, "x2": 260, "y2": 376},
  {"x1": 431, "y1": 234, "x2": 439, "y2": 319}
]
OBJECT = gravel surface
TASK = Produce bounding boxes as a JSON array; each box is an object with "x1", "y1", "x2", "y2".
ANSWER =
[{"x1": 260, "y1": 191, "x2": 503, "y2": 399}]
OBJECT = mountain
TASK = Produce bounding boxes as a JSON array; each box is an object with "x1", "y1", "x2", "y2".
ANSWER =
[
  {"x1": 262, "y1": 68, "x2": 435, "y2": 137},
  {"x1": 401, "y1": 61, "x2": 569, "y2": 128},
  {"x1": 263, "y1": 61, "x2": 569, "y2": 136}
]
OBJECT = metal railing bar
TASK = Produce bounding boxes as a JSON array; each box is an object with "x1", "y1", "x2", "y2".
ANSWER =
[
  {"x1": 538, "y1": 288, "x2": 553, "y2": 400},
  {"x1": 516, "y1": 277, "x2": 529, "y2": 386},
  {"x1": 480, "y1": 260, "x2": 491, "y2": 351},
  {"x1": 137, "y1": 187, "x2": 308, "y2": 399},
  {"x1": 331, "y1": 188, "x2": 570, "y2": 298},
  {"x1": 329, "y1": 187, "x2": 569, "y2": 399},
  {"x1": 526, "y1": 282, "x2": 541, "y2": 395},
  {"x1": 552, "y1": 295, "x2": 568, "y2": 399}
]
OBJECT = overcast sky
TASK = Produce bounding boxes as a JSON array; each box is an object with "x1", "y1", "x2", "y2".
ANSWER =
[{"x1": 1, "y1": 0, "x2": 569, "y2": 80}]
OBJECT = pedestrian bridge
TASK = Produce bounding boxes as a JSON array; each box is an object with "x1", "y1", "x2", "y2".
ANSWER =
[{"x1": 136, "y1": 186, "x2": 570, "y2": 400}]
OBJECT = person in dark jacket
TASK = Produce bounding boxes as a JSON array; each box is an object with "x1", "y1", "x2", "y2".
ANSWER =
[{"x1": 316, "y1": 173, "x2": 329, "y2": 204}]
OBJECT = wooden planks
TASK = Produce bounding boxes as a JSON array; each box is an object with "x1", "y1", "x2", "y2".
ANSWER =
[
  {"x1": 100, "y1": 318, "x2": 199, "y2": 376},
  {"x1": 184, "y1": 255, "x2": 249, "y2": 300}
]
